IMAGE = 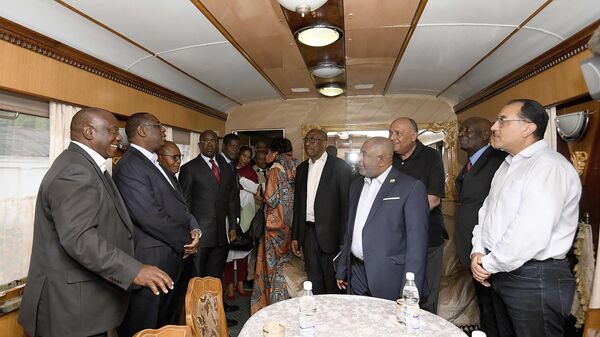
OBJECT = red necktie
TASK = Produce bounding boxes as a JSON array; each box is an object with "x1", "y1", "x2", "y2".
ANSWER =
[
  {"x1": 210, "y1": 159, "x2": 221, "y2": 184},
  {"x1": 466, "y1": 160, "x2": 473, "y2": 173}
]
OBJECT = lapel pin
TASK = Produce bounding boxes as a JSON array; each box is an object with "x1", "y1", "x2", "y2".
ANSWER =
[{"x1": 389, "y1": 179, "x2": 395, "y2": 183}]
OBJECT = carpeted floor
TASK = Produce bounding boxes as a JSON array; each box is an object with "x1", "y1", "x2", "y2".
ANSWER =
[{"x1": 224, "y1": 291, "x2": 251, "y2": 337}]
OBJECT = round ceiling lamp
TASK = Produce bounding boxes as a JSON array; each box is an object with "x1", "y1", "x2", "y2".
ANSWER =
[
  {"x1": 318, "y1": 83, "x2": 344, "y2": 97},
  {"x1": 277, "y1": 0, "x2": 328, "y2": 17},
  {"x1": 295, "y1": 24, "x2": 343, "y2": 47},
  {"x1": 311, "y1": 62, "x2": 344, "y2": 78}
]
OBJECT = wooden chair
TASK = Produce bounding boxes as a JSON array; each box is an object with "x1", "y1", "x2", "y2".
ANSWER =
[
  {"x1": 133, "y1": 325, "x2": 192, "y2": 337},
  {"x1": 185, "y1": 277, "x2": 228, "y2": 337}
]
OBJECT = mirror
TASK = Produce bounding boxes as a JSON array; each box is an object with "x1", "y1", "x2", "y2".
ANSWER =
[{"x1": 302, "y1": 122, "x2": 458, "y2": 200}]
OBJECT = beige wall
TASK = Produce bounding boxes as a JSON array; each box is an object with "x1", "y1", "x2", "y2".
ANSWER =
[
  {"x1": 0, "y1": 39, "x2": 225, "y2": 133},
  {"x1": 226, "y1": 95, "x2": 455, "y2": 158}
]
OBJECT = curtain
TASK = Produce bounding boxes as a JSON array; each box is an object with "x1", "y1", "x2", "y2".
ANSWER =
[
  {"x1": 165, "y1": 126, "x2": 173, "y2": 142},
  {"x1": 49, "y1": 102, "x2": 81, "y2": 163},
  {"x1": 187, "y1": 132, "x2": 200, "y2": 164},
  {"x1": 544, "y1": 107, "x2": 557, "y2": 150}
]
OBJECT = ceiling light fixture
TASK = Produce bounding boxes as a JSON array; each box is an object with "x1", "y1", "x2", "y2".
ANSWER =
[
  {"x1": 295, "y1": 24, "x2": 343, "y2": 47},
  {"x1": 318, "y1": 83, "x2": 344, "y2": 97},
  {"x1": 311, "y1": 62, "x2": 344, "y2": 78},
  {"x1": 277, "y1": 0, "x2": 328, "y2": 17}
]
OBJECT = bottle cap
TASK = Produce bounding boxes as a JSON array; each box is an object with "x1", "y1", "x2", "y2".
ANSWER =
[
  {"x1": 406, "y1": 272, "x2": 415, "y2": 280},
  {"x1": 303, "y1": 280, "x2": 313, "y2": 290},
  {"x1": 472, "y1": 331, "x2": 487, "y2": 337}
]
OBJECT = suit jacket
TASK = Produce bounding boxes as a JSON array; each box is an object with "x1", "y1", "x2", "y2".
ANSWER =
[
  {"x1": 292, "y1": 154, "x2": 352, "y2": 253},
  {"x1": 455, "y1": 146, "x2": 507, "y2": 267},
  {"x1": 335, "y1": 167, "x2": 430, "y2": 300},
  {"x1": 179, "y1": 154, "x2": 238, "y2": 248},
  {"x1": 19, "y1": 143, "x2": 142, "y2": 337},
  {"x1": 113, "y1": 146, "x2": 199, "y2": 281}
]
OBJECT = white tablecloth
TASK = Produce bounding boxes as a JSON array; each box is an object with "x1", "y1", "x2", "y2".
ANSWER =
[{"x1": 239, "y1": 294, "x2": 467, "y2": 337}]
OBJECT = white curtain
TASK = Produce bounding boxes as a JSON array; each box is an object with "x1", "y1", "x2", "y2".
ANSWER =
[
  {"x1": 165, "y1": 126, "x2": 173, "y2": 142},
  {"x1": 544, "y1": 107, "x2": 557, "y2": 150},
  {"x1": 187, "y1": 132, "x2": 200, "y2": 164},
  {"x1": 49, "y1": 102, "x2": 81, "y2": 163}
]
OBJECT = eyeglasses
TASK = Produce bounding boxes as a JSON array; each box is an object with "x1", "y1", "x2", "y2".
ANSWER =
[
  {"x1": 303, "y1": 137, "x2": 325, "y2": 144},
  {"x1": 200, "y1": 139, "x2": 218, "y2": 144},
  {"x1": 159, "y1": 154, "x2": 182, "y2": 161},
  {"x1": 495, "y1": 117, "x2": 530, "y2": 126}
]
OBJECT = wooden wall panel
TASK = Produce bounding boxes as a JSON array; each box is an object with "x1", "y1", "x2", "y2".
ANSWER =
[
  {"x1": 0, "y1": 39, "x2": 225, "y2": 134},
  {"x1": 0, "y1": 311, "x2": 25, "y2": 337},
  {"x1": 458, "y1": 50, "x2": 593, "y2": 122}
]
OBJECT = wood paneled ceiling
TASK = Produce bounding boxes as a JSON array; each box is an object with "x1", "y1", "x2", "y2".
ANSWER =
[{"x1": 0, "y1": 0, "x2": 599, "y2": 115}]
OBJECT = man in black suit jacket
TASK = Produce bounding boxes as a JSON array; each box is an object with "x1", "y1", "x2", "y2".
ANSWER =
[
  {"x1": 455, "y1": 117, "x2": 509, "y2": 337},
  {"x1": 114, "y1": 113, "x2": 200, "y2": 337},
  {"x1": 19, "y1": 108, "x2": 172, "y2": 337},
  {"x1": 292, "y1": 129, "x2": 352, "y2": 294},
  {"x1": 179, "y1": 130, "x2": 239, "y2": 279}
]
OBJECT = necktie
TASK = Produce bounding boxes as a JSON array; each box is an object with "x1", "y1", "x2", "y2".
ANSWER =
[
  {"x1": 210, "y1": 159, "x2": 221, "y2": 184},
  {"x1": 466, "y1": 160, "x2": 473, "y2": 173}
]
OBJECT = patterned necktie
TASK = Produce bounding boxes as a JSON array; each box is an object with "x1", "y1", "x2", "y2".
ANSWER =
[
  {"x1": 466, "y1": 160, "x2": 473, "y2": 173},
  {"x1": 210, "y1": 159, "x2": 221, "y2": 184}
]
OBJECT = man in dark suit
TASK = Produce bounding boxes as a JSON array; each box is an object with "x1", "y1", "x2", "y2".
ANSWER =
[
  {"x1": 179, "y1": 130, "x2": 239, "y2": 278},
  {"x1": 335, "y1": 137, "x2": 429, "y2": 300},
  {"x1": 292, "y1": 129, "x2": 351, "y2": 294},
  {"x1": 220, "y1": 133, "x2": 241, "y2": 219},
  {"x1": 19, "y1": 108, "x2": 173, "y2": 337},
  {"x1": 114, "y1": 113, "x2": 200, "y2": 337},
  {"x1": 455, "y1": 117, "x2": 509, "y2": 337}
]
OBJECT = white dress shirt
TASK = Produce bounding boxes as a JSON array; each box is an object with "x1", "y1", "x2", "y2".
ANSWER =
[
  {"x1": 130, "y1": 143, "x2": 174, "y2": 188},
  {"x1": 71, "y1": 141, "x2": 108, "y2": 172},
  {"x1": 471, "y1": 140, "x2": 581, "y2": 273},
  {"x1": 306, "y1": 151, "x2": 328, "y2": 222},
  {"x1": 351, "y1": 166, "x2": 392, "y2": 260}
]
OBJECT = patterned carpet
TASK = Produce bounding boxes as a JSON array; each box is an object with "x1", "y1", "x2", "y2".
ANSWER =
[{"x1": 225, "y1": 289, "x2": 251, "y2": 337}]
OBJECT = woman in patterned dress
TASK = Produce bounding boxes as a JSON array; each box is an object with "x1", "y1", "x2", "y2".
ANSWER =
[{"x1": 251, "y1": 137, "x2": 296, "y2": 314}]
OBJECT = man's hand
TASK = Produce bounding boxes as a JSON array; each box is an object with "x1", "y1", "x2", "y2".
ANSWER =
[
  {"x1": 291, "y1": 240, "x2": 303, "y2": 258},
  {"x1": 471, "y1": 253, "x2": 491, "y2": 287},
  {"x1": 336, "y1": 279, "x2": 347, "y2": 290},
  {"x1": 183, "y1": 230, "x2": 201, "y2": 259},
  {"x1": 133, "y1": 265, "x2": 174, "y2": 295},
  {"x1": 229, "y1": 229, "x2": 237, "y2": 242}
]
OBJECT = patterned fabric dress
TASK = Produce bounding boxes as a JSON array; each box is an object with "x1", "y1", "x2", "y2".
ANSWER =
[{"x1": 251, "y1": 155, "x2": 296, "y2": 314}]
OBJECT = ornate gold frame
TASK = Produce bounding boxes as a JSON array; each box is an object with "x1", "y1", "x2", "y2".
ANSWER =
[{"x1": 302, "y1": 122, "x2": 458, "y2": 200}]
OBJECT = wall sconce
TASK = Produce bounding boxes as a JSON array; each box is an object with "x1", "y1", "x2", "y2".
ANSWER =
[
  {"x1": 295, "y1": 24, "x2": 343, "y2": 47},
  {"x1": 555, "y1": 110, "x2": 592, "y2": 142},
  {"x1": 277, "y1": 0, "x2": 328, "y2": 17},
  {"x1": 318, "y1": 83, "x2": 344, "y2": 97},
  {"x1": 311, "y1": 62, "x2": 344, "y2": 78}
]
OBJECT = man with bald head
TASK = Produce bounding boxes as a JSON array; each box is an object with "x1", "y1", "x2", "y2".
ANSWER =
[
  {"x1": 158, "y1": 141, "x2": 183, "y2": 176},
  {"x1": 389, "y1": 117, "x2": 446, "y2": 313},
  {"x1": 335, "y1": 137, "x2": 429, "y2": 300},
  {"x1": 456, "y1": 117, "x2": 508, "y2": 337},
  {"x1": 19, "y1": 108, "x2": 173, "y2": 337},
  {"x1": 114, "y1": 112, "x2": 201, "y2": 336}
]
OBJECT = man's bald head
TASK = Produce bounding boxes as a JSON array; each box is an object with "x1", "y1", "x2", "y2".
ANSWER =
[
  {"x1": 458, "y1": 117, "x2": 492, "y2": 155},
  {"x1": 158, "y1": 141, "x2": 182, "y2": 174},
  {"x1": 359, "y1": 137, "x2": 393, "y2": 178},
  {"x1": 70, "y1": 107, "x2": 121, "y2": 158}
]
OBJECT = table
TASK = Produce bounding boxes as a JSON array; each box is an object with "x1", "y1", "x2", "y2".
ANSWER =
[{"x1": 239, "y1": 294, "x2": 467, "y2": 337}]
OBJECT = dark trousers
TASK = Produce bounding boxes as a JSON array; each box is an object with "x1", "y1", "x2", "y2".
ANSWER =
[
  {"x1": 473, "y1": 278, "x2": 513, "y2": 337},
  {"x1": 117, "y1": 284, "x2": 179, "y2": 337},
  {"x1": 491, "y1": 258, "x2": 575, "y2": 337},
  {"x1": 349, "y1": 255, "x2": 371, "y2": 296},
  {"x1": 194, "y1": 245, "x2": 229, "y2": 278},
  {"x1": 421, "y1": 243, "x2": 444, "y2": 314},
  {"x1": 303, "y1": 224, "x2": 338, "y2": 294}
]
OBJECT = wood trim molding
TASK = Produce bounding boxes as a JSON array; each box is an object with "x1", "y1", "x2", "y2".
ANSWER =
[
  {"x1": 383, "y1": 0, "x2": 428, "y2": 94},
  {"x1": 0, "y1": 17, "x2": 228, "y2": 121},
  {"x1": 454, "y1": 19, "x2": 600, "y2": 114}
]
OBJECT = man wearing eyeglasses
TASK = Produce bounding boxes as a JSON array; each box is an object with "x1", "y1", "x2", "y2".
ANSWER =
[
  {"x1": 158, "y1": 141, "x2": 183, "y2": 176},
  {"x1": 114, "y1": 113, "x2": 201, "y2": 337},
  {"x1": 292, "y1": 129, "x2": 352, "y2": 294},
  {"x1": 471, "y1": 99, "x2": 581, "y2": 337}
]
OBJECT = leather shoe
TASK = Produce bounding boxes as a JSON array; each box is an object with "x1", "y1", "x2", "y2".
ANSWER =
[
  {"x1": 224, "y1": 303, "x2": 239, "y2": 313},
  {"x1": 226, "y1": 318, "x2": 238, "y2": 327}
]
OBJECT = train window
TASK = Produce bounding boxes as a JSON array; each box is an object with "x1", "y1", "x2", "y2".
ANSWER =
[{"x1": 0, "y1": 110, "x2": 50, "y2": 285}]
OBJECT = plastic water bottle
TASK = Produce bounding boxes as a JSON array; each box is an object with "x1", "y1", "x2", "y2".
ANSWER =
[
  {"x1": 402, "y1": 272, "x2": 420, "y2": 335},
  {"x1": 472, "y1": 331, "x2": 487, "y2": 337},
  {"x1": 298, "y1": 280, "x2": 317, "y2": 337}
]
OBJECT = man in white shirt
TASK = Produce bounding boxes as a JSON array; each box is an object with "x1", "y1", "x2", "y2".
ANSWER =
[
  {"x1": 471, "y1": 99, "x2": 581, "y2": 337},
  {"x1": 335, "y1": 137, "x2": 429, "y2": 300}
]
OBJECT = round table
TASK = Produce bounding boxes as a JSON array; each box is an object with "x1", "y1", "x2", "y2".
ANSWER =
[{"x1": 239, "y1": 294, "x2": 467, "y2": 337}]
